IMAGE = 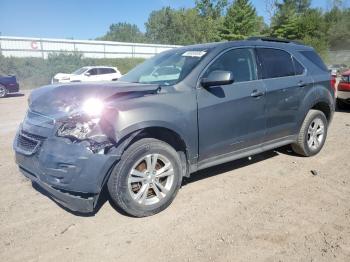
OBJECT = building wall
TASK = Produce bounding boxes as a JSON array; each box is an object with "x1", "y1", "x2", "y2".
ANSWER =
[{"x1": 0, "y1": 36, "x2": 180, "y2": 59}]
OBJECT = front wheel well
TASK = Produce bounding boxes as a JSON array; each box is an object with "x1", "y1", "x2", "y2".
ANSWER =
[{"x1": 119, "y1": 127, "x2": 189, "y2": 177}]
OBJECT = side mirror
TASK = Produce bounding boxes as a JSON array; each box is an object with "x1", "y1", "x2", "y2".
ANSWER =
[
  {"x1": 84, "y1": 72, "x2": 91, "y2": 76},
  {"x1": 201, "y1": 70, "x2": 234, "y2": 88}
]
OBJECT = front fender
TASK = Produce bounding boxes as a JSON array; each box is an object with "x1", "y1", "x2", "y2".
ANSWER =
[{"x1": 103, "y1": 91, "x2": 198, "y2": 163}]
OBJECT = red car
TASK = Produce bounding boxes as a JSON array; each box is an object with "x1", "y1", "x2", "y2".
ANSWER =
[{"x1": 337, "y1": 69, "x2": 350, "y2": 109}]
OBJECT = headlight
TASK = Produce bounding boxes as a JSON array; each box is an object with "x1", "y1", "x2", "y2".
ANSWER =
[
  {"x1": 56, "y1": 117, "x2": 96, "y2": 140},
  {"x1": 82, "y1": 98, "x2": 104, "y2": 117},
  {"x1": 56, "y1": 98, "x2": 105, "y2": 141}
]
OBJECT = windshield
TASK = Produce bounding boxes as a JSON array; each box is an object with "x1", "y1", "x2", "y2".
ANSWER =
[
  {"x1": 72, "y1": 67, "x2": 89, "y2": 75},
  {"x1": 120, "y1": 48, "x2": 209, "y2": 86}
]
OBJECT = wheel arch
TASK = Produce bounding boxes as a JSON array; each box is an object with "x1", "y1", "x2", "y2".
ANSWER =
[{"x1": 109, "y1": 124, "x2": 191, "y2": 178}]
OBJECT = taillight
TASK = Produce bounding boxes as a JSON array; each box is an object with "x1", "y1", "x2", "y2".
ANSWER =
[{"x1": 330, "y1": 75, "x2": 336, "y2": 93}]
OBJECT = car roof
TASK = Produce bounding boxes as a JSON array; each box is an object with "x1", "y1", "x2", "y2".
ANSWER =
[
  {"x1": 175, "y1": 38, "x2": 313, "y2": 53},
  {"x1": 84, "y1": 66, "x2": 117, "y2": 69}
]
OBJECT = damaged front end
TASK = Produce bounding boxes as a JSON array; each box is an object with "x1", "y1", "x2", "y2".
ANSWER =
[
  {"x1": 14, "y1": 82, "x2": 161, "y2": 213},
  {"x1": 56, "y1": 114, "x2": 115, "y2": 154},
  {"x1": 14, "y1": 99, "x2": 120, "y2": 213}
]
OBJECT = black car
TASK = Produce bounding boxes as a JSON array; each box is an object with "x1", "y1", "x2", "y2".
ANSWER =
[
  {"x1": 13, "y1": 38, "x2": 335, "y2": 217},
  {"x1": 0, "y1": 75, "x2": 20, "y2": 97}
]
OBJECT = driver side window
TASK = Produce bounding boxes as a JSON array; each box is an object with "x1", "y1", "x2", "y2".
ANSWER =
[
  {"x1": 205, "y1": 48, "x2": 257, "y2": 83},
  {"x1": 88, "y1": 68, "x2": 98, "y2": 76}
]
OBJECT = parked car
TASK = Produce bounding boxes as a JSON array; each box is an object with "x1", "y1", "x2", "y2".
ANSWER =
[
  {"x1": 337, "y1": 69, "x2": 350, "y2": 109},
  {"x1": 14, "y1": 37, "x2": 334, "y2": 217},
  {"x1": 328, "y1": 64, "x2": 348, "y2": 75},
  {"x1": 0, "y1": 75, "x2": 19, "y2": 98},
  {"x1": 52, "y1": 66, "x2": 122, "y2": 83}
]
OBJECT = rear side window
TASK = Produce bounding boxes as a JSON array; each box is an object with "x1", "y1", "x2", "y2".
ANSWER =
[
  {"x1": 299, "y1": 51, "x2": 328, "y2": 71},
  {"x1": 256, "y1": 48, "x2": 295, "y2": 79},
  {"x1": 106, "y1": 68, "x2": 116, "y2": 74},
  {"x1": 98, "y1": 68, "x2": 115, "y2": 74},
  {"x1": 204, "y1": 48, "x2": 257, "y2": 83}
]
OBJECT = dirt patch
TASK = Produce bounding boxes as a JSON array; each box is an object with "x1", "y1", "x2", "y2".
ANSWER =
[{"x1": 1, "y1": 92, "x2": 350, "y2": 261}]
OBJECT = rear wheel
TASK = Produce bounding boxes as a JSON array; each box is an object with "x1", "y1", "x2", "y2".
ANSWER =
[
  {"x1": 291, "y1": 110, "x2": 328, "y2": 157},
  {"x1": 108, "y1": 138, "x2": 183, "y2": 217},
  {"x1": 0, "y1": 85, "x2": 8, "y2": 98}
]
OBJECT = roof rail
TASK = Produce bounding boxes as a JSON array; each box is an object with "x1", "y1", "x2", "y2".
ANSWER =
[{"x1": 247, "y1": 36, "x2": 303, "y2": 45}]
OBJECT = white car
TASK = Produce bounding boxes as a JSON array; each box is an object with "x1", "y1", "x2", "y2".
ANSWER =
[{"x1": 52, "y1": 66, "x2": 122, "y2": 83}]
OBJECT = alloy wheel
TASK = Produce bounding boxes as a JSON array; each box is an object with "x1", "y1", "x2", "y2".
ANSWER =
[
  {"x1": 307, "y1": 117, "x2": 325, "y2": 151},
  {"x1": 127, "y1": 153, "x2": 174, "y2": 206}
]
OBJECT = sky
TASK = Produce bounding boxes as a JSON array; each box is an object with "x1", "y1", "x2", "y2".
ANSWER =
[{"x1": 0, "y1": 0, "x2": 343, "y2": 40}]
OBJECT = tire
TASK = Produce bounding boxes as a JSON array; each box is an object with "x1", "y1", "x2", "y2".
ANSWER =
[
  {"x1": 291, "y1": 109, "x2": 328, "y2": 157},
  {"x1": 336, "y1": 98, "x2": 348, "y2": 110},
  {"x1": 0, "y1": 85, "x2": 8, "y2": 98},
  {"x1": 107, "y1": 138, "x2": 183, "y2": 217}
]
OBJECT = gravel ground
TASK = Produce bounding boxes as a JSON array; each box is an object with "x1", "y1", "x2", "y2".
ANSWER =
[{"x1": 1, "y1": 91, "x2": 350, "y2": 262}]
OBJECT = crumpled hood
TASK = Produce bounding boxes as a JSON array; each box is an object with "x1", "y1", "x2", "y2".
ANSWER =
[{"x1": 29, "y1": 81, "x2": 160, "y2": 116}]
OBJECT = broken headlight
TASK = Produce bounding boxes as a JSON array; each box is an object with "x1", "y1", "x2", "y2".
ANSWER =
[
  {"x1": 57, "y1": 98, "x2": 105, "y2": 140},
  {"x1": 56, "y1": 115, "x2": 98, "y2": 140}
]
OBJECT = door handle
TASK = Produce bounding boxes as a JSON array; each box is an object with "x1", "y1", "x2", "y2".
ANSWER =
[
  {"x1": 298, "y1": 81, "x2": 307, "y2": 87},
  {"x1": 251, "y1": 90, "x2": 265, "y2": 98}
]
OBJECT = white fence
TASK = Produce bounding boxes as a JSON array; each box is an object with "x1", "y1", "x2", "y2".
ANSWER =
[{"x1": 0, "y1": 36, "x2": 180, "y2": 59}]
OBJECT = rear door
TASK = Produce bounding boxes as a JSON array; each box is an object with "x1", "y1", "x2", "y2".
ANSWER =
[
  {"x1": 256, "y1": 47, "x2": 313, "y2": 142},
  {"x1": 96, "y1": 68, "x2": 111, "y2": 81},
  {"x1": 197, "y1": 47, "x2": 266, "y2": 163}
]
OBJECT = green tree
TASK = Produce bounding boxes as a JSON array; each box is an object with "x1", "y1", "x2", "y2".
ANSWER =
[
  {"x1": 327, "y1": 8, "x2": 350, "y2": 50},
  {"x1": 294, "y1": 0, "x2": 311, "y2": 13},
  {"x1": 97, "y1": 22, "x2": 146, "y2": 43},
  {"x1": 271, "y1": 0, "x2": 300, "y2": 38},
  {"x1": 145, "y1": 7, "x2": 220, "y2": 45},
  {"x1": 220, "y1": 0, "x2": 262, "y2": 40},
  {"x1": 270, "y1": 1, "x2": 329, "y2": 55},
  {"x1": 195, "y1": 0, "x2": 228, "y2": 19}
]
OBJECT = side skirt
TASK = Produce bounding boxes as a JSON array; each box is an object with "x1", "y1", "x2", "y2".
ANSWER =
[{"x1": 195, "y1": 135, "x2": 297, "y2": 172}]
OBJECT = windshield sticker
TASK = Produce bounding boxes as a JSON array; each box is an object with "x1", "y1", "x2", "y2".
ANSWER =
[{"x1": 182, "y1": 51, "x2": 207, "y2": 57}]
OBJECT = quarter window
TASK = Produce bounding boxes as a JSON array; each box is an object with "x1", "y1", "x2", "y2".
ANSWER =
[
  {"x1": 204, "y1": 48, "x2": 257, "y2": 83},
  {"x1": 293, "y1": 58, "x2": 305, "y2": 75},
  {"x1": 256, "y1": 48, "x2": 295, "y2": 79},
  {"x1": 299, "y1": 50, "x2": 328, "y2": 71}
]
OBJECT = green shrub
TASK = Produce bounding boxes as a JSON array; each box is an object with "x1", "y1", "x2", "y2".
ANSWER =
[{"x1": 0, "y1": 53, "x2": 144, "y2": 89}]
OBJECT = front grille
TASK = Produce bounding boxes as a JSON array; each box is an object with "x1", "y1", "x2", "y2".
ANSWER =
[{"x1": 16, "y1": 131, "x2": 46, "y2": 155}]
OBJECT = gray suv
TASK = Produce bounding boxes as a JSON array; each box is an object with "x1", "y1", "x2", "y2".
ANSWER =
[{"x1": 14, "y1": 38, "x2": 335, "y2": 217}]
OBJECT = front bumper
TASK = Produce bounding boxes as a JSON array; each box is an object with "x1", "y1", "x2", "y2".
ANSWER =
[{"x1": 14, "y1": 124, "x2": 119, "y2": 213}]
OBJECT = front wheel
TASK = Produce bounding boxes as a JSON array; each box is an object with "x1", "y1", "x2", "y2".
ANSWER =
[
  {"x1": 107, "y1": 138, "x2": 183, "y2": 217},
  {"x1": 291, "y1": 109, "x2": 328, "y2": 157}
]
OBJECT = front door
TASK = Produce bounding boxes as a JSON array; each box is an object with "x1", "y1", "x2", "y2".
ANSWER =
[{"x1": 197, "y1": 48, "x2": 266, "y2": 163}]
